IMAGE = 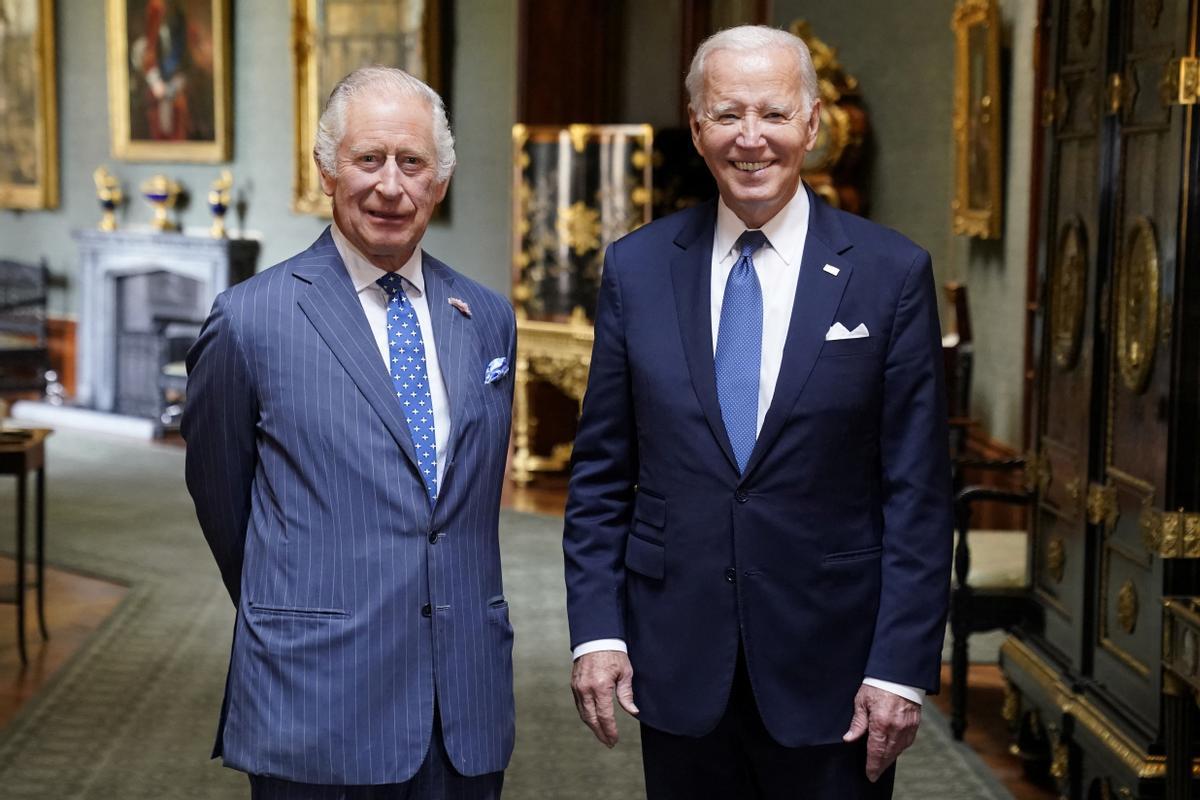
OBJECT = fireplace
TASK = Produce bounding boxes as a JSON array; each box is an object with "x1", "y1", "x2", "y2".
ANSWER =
[{"x1": 72, "y1": 230, "x2": 259, "y2": 417}]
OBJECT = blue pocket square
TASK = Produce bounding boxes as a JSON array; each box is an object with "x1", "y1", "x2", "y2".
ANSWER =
[{"x1": 484, "y1": 357, "x2": 509, "y2": 384}]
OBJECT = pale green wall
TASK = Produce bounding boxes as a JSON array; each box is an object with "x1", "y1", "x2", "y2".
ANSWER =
[
  {"x1": 0, "y1": 0, "x2": 519, "y2": 315},
  {"x1": 773, "y1": 0, "x2": 1033, "y2": 448}
]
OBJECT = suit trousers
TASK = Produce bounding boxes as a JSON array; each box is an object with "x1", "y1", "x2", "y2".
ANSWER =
[
  {"x1": 248, "y1": 706, "x2": 504, "y2": 800},
  {"x1": 639, "y1": 648, "x2": 895, "y2": 800}
]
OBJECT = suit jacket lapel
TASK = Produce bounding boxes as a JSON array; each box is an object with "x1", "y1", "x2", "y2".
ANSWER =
[
  {"x1": 293, "y1": 230, "x2": 420, "y2": 474},
  {"x1": 743, "y1": 188, "x2": 853, "y2": 480},
  {"x1": 670, "y1": 202, "x2": 740, "y2": 474},
  {"x1": 421, "y1": 253, "x2": 476, "y2": 470}
]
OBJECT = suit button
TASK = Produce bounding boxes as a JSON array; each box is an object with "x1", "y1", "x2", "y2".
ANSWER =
[
  {"x1": 735, "y1": 490, "x2": 749, "y2": 503},
  {"x1": 725, "y1": 568, "x2": 737, "y2": 583},
  {"x1": 428, "y1": 531, "x2": 439, "y2": 544},
  {"x1": 421, "y1": 603, "x2": 432, "y2": 618}
]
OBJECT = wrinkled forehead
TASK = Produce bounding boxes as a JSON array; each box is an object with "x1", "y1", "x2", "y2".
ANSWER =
[
  {"x1": 340, "y1": 91, "x2": 435, "y2": 146},
  {"x1": 701, "y1": 47, "x2": 807, "y2": 109}
]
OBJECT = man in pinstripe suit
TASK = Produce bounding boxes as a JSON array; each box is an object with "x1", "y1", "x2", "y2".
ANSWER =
[{"x1": 183, "y1": 67, "x2": 516, "y2": 799}]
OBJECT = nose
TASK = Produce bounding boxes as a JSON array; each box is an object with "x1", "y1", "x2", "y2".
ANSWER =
[
  {"x1": 374, "y1": 156, "x2": 403, "y2": 200},
  {"x1": 735, "y1": 114, "x2": 764, "y2": 148}
]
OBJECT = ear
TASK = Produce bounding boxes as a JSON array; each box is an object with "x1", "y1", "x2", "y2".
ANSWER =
[
  {"x1": 688, "y1": 106, "x2": 703, "y2": 152},
  {"x1": 803, "y1": 100, "x2": 822, "y2": 152},
  {"x1": 315, "y1": 150, "x2": 335, "y2": 197},
  {"x1": 434, "y1": 174, "x2": 451, "y2": 204}
]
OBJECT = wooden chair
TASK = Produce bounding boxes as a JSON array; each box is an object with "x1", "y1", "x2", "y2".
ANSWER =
[
  {"x1": 0, "y1": 259, "x2": 51, "y2": 396},
  {"x1": 949, "y1": 480, "x2": 1039, "y2": 740}
]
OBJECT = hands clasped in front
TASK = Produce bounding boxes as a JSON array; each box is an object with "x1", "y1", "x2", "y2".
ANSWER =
[{"x1": 572, "y1": 652, "x2": 920, "y2": 781}]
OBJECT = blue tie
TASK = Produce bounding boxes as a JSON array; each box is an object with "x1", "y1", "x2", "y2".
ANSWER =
[
  {"x1": 715, "y1": 230, "x2": 768, "y2": 474},
  {"x1": 377, "y1": 273, "x2": 438, "y2": 504}
]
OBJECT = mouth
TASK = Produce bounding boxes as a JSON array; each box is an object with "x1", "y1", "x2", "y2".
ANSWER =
[
  {"x1": 732, "y1": 160, "x2": 772, "y2": 173},
  {"x1": 367, "y1": 210, "x2": 408, "y2": 222}
]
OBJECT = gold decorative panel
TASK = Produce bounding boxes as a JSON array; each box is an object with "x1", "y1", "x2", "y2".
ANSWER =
[
  {"x1": 1051, "y1": 218, "x2": 1088, "y2": 370},
  {"x1": 1115, "y1": 581, "x2": 1138, "y2": 634},
  {"x1": 1114, "y1": 216, "x2": 1159, "y2": 393}
]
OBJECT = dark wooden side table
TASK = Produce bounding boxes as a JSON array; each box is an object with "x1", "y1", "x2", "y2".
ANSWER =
[{"x1": 0, "y1": 428, "x2": 51, "y2": 664}]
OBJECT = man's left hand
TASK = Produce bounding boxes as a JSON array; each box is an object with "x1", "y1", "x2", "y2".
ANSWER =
[{"x1": 842, "y1": 683, "x2": 922, "y2": 782}]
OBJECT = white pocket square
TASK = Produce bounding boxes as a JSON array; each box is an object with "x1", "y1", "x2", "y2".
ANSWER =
[{"x1": 825, "y1": 322, "x2": 870, "y2": 341}]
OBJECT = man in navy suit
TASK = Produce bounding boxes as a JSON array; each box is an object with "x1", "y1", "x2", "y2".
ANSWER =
[
  {"x1": 184, "y1": 66, "x2": 516, "y2": 799},
  {"x1": 564, "y1": 26, "x2": 953, "y2": 799}
]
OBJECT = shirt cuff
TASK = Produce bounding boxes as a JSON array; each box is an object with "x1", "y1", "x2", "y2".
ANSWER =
[
  {"x1": 572, "y1": 639, "x2": 628, "y2": 660},
  {"x1": 862, "y1": 678, "x2": 924, "y2": 706}
]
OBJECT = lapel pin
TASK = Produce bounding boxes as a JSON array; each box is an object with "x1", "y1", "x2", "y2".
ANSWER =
[
  {"x1": 822, "y1": 264, "x2": 841, "y2": 277},
  {"x1": 448, "y1": 297, "x2": 472, "y2": 318}
]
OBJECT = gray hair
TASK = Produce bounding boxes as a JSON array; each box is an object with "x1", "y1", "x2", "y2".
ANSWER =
[
  {"x1": 685, "y1": 25, "x2": 820, "y2": 120},
  {"x1": 314, "y1": 65, "x2": 456, "y2": 182}
]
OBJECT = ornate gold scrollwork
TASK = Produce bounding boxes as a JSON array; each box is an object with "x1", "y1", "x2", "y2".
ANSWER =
[
  {"x1": 566, "y1": 125, "x2": 590, "y2": 154},
  {"x1": 1002, "y1": 682, "x2": 1021, "y2": 723},
  {"x1": 1140, "y1": 508, "x2": 1200, "y2": 558},
  {"x1": 1087, "y1": 482, "x2": 1119, "y2": 528},
  {"x1": 1023, "y1": 450, "x2": 1052, "y2": 494},
  {"x1": 1162, "y1": 57, "x2": 1199, "y2": 106},
  {"x1": 1116, "y1": 581, "x2": 1139, "y2": 634},
  {"x1": 1051, "y1": 739, "x2": 1070, "y2": 782},
  {"x1": 556, "y1": 202, "x2": 602, "y2": 257},
  {"x1": 1046, "y1": 537, "x2": 1067, "y2": 583},
  {"x1": 1051, "y1": 218, "x2": 1088, "y2": 370},
  {"x1": 1115, "y1": 216, "x2": 1160, "y2": 393}
]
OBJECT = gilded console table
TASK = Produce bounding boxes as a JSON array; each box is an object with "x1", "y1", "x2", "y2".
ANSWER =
[{"x1": 511, "y1": 309, "x2": 593, "y2": 486}]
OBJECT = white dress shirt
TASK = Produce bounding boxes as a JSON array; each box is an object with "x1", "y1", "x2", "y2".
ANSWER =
[
  {"x1": 331, "y1": 224, "x2": 451, "y2": 488},
  {"x1": 572, "y1": 188, "x2": 924, "y2": 707}
]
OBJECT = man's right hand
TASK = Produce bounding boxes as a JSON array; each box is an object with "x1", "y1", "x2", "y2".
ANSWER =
[{"x1": 570, "y1": 650, "x2": 639, "y2": 747}]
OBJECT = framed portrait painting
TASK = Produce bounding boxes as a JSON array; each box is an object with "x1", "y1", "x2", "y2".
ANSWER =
[
  {"x1": 105, "y1": 0, "x2": 231, "y2": 162},
  {"x1": 951, "y1": 0, "x2": 1003, "y2": 239},
  {"x1": 291, "y1": 0, "x2": 448, "y2": 215},
  {"x1": 0, "y1": 0, "x2": 59, "y2": 210}
]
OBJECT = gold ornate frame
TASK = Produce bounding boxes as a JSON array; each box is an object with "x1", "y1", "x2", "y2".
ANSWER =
[
  {"x1": 951, "y1": 0, "x2": 1003, "y2": 239},
  {"x1": 105, "y1": 0, "x2": 232, "y2": 162},
  {"x1": 291, "y1": 0, "x2": 446, "y2": 216},
  {"x1": 0, "y1": 0, "x2": 59, "y2": 209}
]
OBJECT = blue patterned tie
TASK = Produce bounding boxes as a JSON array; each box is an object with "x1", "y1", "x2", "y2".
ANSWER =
[
  {"x1": 715, "y1": 230, "x2": 768, "y2": 474},
  {"x1": 377, "y1": 273, "x2": 438, "y2": 503}
]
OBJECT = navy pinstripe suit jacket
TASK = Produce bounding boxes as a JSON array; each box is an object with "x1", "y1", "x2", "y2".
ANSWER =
[{"x1": 183, "y1": 229, "x2": 517, "y2": 784}]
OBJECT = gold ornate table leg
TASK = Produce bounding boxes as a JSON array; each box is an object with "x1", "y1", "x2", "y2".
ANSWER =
[{"x1": 511, "y1": 352, "x2": 535, "y2": 486}]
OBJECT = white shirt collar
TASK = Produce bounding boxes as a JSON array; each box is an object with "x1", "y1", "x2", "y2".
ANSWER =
[
  {"x1": 331, "y1": 223, "x2": 425, "y2": 297},
  {"x1": 713, "y1": 182, "x2": 810, "y2": 266}
]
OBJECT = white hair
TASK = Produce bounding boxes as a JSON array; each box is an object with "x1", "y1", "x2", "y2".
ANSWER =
[
  {"x1": 685, "y1": 25, "x2": 820, "y2": 120},
  {"x1": 314, "y1": 65, "x2": 456, "y2": 182}
]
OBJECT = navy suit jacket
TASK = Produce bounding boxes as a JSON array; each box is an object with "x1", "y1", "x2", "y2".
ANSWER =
[
  {"x1": 564, "y1": 187, "x2": 953, "y2": 746},
  {"x1": 183, "y1": 229, "x2": 517, "y2": 784}
]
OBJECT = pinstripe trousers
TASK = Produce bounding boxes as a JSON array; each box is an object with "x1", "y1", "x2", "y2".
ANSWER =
[{"x1": 248, "y1": 709, "x2": 503, "y2": 800}]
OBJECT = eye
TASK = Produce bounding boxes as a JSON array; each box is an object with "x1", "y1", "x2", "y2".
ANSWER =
[{"x1": 359, "y1": 153, "x2": 379, "y2": 164}]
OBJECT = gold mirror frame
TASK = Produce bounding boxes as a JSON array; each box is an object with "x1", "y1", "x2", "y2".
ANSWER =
[
  {"x1": 105, "y1": 0, "x2": 232, "y2": 163},
  {"x1": 1115, "y1": 216, "x2": 1160, "y2": 394},
  {"x1": 0, "y1": 0, "x2": 58, "y2": 209},
  {"x1": 951, "y1": 0, "x2": 1003, "y2": 239},
  {"x1": 291, "y1": 0, "x2": 445, "y2": 216}
]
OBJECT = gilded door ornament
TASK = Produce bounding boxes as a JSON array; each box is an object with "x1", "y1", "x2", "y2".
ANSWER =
[
  {"x1": 557, "y1": 202, "x2": 603, "y2": 257},
  {"x1": 1051, "y1": 218, "x2": 1088, "y2": 370},
  {"x1": 1046, "y1": 537, "x2": 1067, "y2": 583},
  {"x1": 1075, "y1": 0, "x2": 1096, "y2": 48},
  {"x1": 1086, "y1": 482, "x2": 1119, "y2": 528},
  {"x1": 1115, "y1": 216, "x2": 1160, "y2": 393},
  {"x1": 1116, "y1": 580, "x2": 1138, "y2": 634}
]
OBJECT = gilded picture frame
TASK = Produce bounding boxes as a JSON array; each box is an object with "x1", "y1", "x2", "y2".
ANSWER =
[
  {"x1": 291, "y1": 0, "x2": 447, "y2": 216},
  {"x1": 0, "y1": 0, "x2": 59, "y2": 209},
  {"x1": 105, "y1": 0, "x2": 231, "y2": 163},
  {"x1": 951, "y1": 0, "x2": 1003, "y2": 239}
]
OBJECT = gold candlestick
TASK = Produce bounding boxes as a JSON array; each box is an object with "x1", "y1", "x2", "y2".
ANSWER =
[
  {"x1": 208, "y1": 170, "x2": 233, "y2": 238},
  {"x1": 93, "y1": 166, "x2": 123, "y2": 231}
]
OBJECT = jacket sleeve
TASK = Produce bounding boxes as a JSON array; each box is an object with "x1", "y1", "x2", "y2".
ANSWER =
[
  {"x1": 562, "y1": 241, "x2": 638, "y2": 650},
  {"x1": 181, "y1": 290, "x2": 259, "y2": 605},
  {"x1": 865, "y1": 249, "x2": 954, "y2": 692}
]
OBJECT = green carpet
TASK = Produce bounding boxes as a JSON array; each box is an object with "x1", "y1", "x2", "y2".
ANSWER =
[{"x1": 0, "y1": 428, "x2": 1010, "y2": 799}]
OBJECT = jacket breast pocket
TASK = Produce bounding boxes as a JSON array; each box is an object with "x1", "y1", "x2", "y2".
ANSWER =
[
  {"x1": 820, "y1": 337, "x2": 881, "y2": 359},
  {"x1": 625, "y1": 489, "x2": 666, "y2": 579}
]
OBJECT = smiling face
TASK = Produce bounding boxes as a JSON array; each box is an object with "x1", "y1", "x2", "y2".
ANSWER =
[
  {"x1": 690, "y1": 46, "x2": 820, "y2": 229},
  {"x1": 318, "y1": 93, "x2": 449, "y2": 270}
]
